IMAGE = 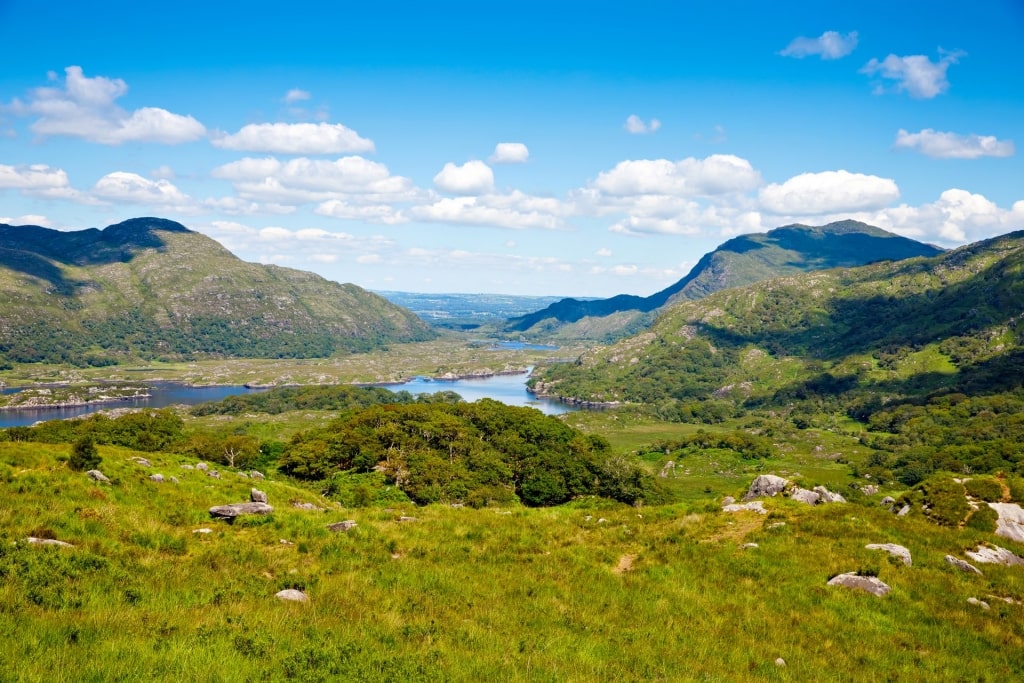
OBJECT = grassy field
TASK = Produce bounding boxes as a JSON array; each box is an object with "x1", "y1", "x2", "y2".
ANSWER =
[{"x1": 2, "y1": 439, "x2": 1022, "y2": 682}]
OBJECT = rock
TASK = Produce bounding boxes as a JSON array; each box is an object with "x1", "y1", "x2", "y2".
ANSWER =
[
  {"x1": 658, "y1": 460, "x2": 676, "y2": 478},
  {"x1": 723, "y1": 501, "x2": 767, "y2": 514},
  {"x1": 945, "y1": 555, "x2": 982, "y2": 575},
  {"x1": 181, "y1": 464, "x2": 195, "y2": 470},
  {"x1": 86, "y1": 469, "x2": 110, "y2": 483},
  {"x1": 775, "y1": 658, "x2": 786, "y2": 667},
  {"x1": 813, "y1": 486, "x2": 846, "y2": 503},
  {"x1": 988, "y1": 502, "x2": 1024, "y2": 543},
  {"x1": 25, "y1": 537, "x2": 73, "y2": 547},
  {"x1": 149, "y1": 473, "x2": 165, "y2": 483},
  {"x1": 827, "y1": 572, "x2": 891, "y2": 596},
  {"x1": 280, "y1": 539, "x2": 294, "y2": 545},
  {"x1": 195, "y1": 462, "x2": 209, "y2": 471},
  {"x1": 880, "y1": 496, "x2": 896, "y2": 508},
  {"x1": 292, "y1": 502, "x2": 322, "y2": 511},
  {"x1": 866, "y1": 543, "x2": 912, "y2": 567},
  {"x1": 790, "y1": 488, "x2": 820, "y2": 505},
  {"x1": 722, "y1": 496, "x2": 736, "y2": 506},
  {"x1": 398, "y1": 516, "x2": 418, "y2": 522},
  {"x1": 207, "y1": 470, "x2": 221, "y2": 479},
  {"x1": 250, "y1": 488, "x2": 268, "y2": 504},
  {"x1": 237, "y1": 471, "x2": 249, "y2": 478},
  {"x1": 250, "y1": 470, "x2": 265, "y2": 480},
  {"x1": 209, "y1": 502, "x2": 274, "y2": 519},
  {"x1": 597, "y1": 518, "x2": 608, "y2": 523},
  {"x1": 743, "y1": 474, "x2": 789, "y2": 501},
  {"x1": 133, "y1": 457, "x2": 152, "y2": 467},
  {"x1": 965, "y1": 545, "x2": 1024, "y2": 566},
  {"x1": 862, "y1": 485, "x2": 879, "y2": 496},
  {"x1": 742, "y1": 543, "x2": 759, "y2": 549},
  {"x1": 192, "y1": 528, "x2": 213, "y2": 534},
  {"x1": 896, "y1": 505, "x2": 910, "y2": 517},
  {"x1": 327, "y1": 520, "x2": 357, "y2": 532},
  {"x1": 967, "y1": 597, "x2": 991, "y2": 610},
  {"x1": 275, "y1": 589, "x2": 309, "y2": 603},
  {"x1": 169, "y1": 476, "x2": 179, "y2": 484}
]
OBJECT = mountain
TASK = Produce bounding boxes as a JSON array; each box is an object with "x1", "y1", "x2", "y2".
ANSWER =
[
  {"x1": 506, "y1": 220, "x2": 943, "y2": 340},
  {"x1": 530, "y1": 230, "x2": 1024, "y2": 411},
  {"x1": 0, "y1": 217, "x2": 434, "y2": 365}
]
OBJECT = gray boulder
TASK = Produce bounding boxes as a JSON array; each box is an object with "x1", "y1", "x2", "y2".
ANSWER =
[
  {"x1": 209, "y1": 502, "x2": 274, "y2": 519},
  {"x1": 866, "y1": 543, "x2": 912, "y2": 566},
  {"x1": 721, "y1": 496, "x2": 736, "y2": 506},
  {"x1": 292, "y1": 502, "x2": 323, "y2": 511},
  {"x1": 327, "y1": 520, "x2": 357, "y2": 532},
  {"x1": 149, "y1": 474, "x2": 165, "y2": 483},
  {"x1": 967, "y1": 597, "x2": 991, "y2": 610},
  {"x1": 723, "y1": 501, "x2": 767, "y2": 514},
  {"x1": 250, "y1": 470, "x2": 265, "y2": 480},
  {"x1": 945, "y1": 555, "x2": 982, "y2": 575},
  {"x1": 195, "y1": 462, "x2": 209, "y2": 471},
  {"x1": 133, "y1": 457, "x2": 152, "y2": 467},
  {"x1": 813, "y1": 486, "x2": 846, "y2": 503},
  {"x1": 827, "y1": 572, "x2": 891, "y2": 596},
  {"x1": 988, "y1": 503, "x2": 1024, "y2": 543},
  {"x1": 861, "y1": 485, "x2": 879, "y2": 496},
  {"x1": 207, "y1": 470, "x2": 221, "y2": 479},
  {"x1": 86, "y1": 469, "x2": 110, "y2": 483},
  {"x1": 275, "y1": 589, "x2": 309, "y2": 603},
  {"x1": 790, "y1": 488, "x2": 820, "y2": 505},
  {"x1": 965, "y1": 544, "x2": 1024, "y2": 566},
  {"x1": 25, "y1": 537, "x2": 73, "y2": 547},
  {"x1": 743, "y1": 474, "x2": 790, "y2": 501},
  {"x1": 250, "y1": 488, "x2": 268, "y2": 504},
  {"x1": 896, "y1": 504, "x2": 910, "y2": 517}
]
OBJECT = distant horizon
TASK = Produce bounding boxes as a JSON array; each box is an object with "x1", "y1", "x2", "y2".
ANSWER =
[{"x1": 1, "y1": 1, "x2": 1021, "y2": 296}]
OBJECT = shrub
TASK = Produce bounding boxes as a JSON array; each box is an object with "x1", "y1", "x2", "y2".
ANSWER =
[
  {"x1": 965, "y1": 506, "x2": 998, "y2": 533},
  {"x1": 915, "y1": 476, "x2": 970, "y2": 527},
  {"x1": 68, "y1": 436, "x2": 100, "y2": 472},
  {"x1": 963, "y1": 477, "x2": 1004, "y2": 502}
]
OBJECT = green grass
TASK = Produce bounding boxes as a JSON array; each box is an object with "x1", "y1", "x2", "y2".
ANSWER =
[{"x1": 2, "y1": 441, "x2": 1022, "y2": 681}]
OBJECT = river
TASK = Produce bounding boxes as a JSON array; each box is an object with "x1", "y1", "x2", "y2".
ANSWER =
[{"x1": 0, "y1": 372, "x2": 572, "y2": 428}]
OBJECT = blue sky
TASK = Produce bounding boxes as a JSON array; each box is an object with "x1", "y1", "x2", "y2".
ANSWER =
[{"x1": 1, "y1": 1, "x2": 1022, "y2": 296}]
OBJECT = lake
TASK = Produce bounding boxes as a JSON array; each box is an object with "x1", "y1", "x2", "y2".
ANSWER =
[{"x1": 0, "y1": 372, "x2": 572, "y2": 428}]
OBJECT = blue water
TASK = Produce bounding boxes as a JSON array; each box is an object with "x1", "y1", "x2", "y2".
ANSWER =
[{"x1": 0, "y1": 372, "x2": 572, "y2": 428}]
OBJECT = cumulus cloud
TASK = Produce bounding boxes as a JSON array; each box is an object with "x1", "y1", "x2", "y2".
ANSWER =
[
  {"x1": 489, "y1": 142, "x2": 530, "y2": 164},
  {"x1": 0, "y1": 214, "x2": 51, "y2": 226},
  {"x1": 624, "y1": 115, "x2": 661, "y2": 134},
  {"x1": 592, "y1": 154, "x2": 762, "y2": 197},
  {"x1": 212, "y1": 122, "x2": 375, "y2": 154},
  {"x1": 92, "y1": 171, "x2": 194, "y2": 209},
  {"x1": 893, "y1": 128, "x2": 1015, "y2": 159},
  {"x1": 314, "y1": 199, "x2": 406, "y2": 225},
  {"x1": 284, "y1": 89, "x2": 311, "y2": 103},
  {"x1": 409, "y1": 193, "x2": 566, "y2": 230},
  {"x1": 861, "y1": 50, "x2": 964, "y2": 98},
  {"x1": 759, "y1": 170, "x2": 900, "y2": 215},
  {"x1": 0, "y1": 163, "x2": 92, "y2": 202},
  {"x1": 433, "y1": 160, "x2": 495, "y2": 195},
  {"x1": 859, "y1": 189, "x2": 1024, "y2": 244},
  {"x1": 595, "y1": 248, "x2": 612, "y2": 257},
  {"x1": 780, "y1": 31, "x2": 858, "y2": 59},
  {"x1": 6, "y1": 66, "x2": 205, "y2": 144}
]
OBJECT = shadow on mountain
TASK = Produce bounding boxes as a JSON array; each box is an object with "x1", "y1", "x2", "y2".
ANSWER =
[{"x1": 0, "y1": 218, "x2": 188, "y2": 294}]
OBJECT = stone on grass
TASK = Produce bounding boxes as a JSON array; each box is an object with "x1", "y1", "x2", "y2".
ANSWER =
[
  {"x1": 250, "y1": 470, "x2": 265, "y2": 480},
  {"x1": 195, "y1": 462, "x2": 209, "y2": 471},
  {"x1": 193, "y1": 528, "x2": 213, "y2": 534},
  {"x1": 250, "y1": 488, "x2": 268, "y2": 504},
  {"x1": 967, "y1": 597, "x2": 991, "y2": 610},
  {"x1": 862, "y1": 485, "x2": 879, "y2": 496},
  {"x1": 292, "y1": 502, "x2": 322, "y2": 511},
  {"x1": 398, "y1": 516, "x2": 418, "y2": 523},
  {"x1": 207, "y1": 470, "x2": 221, "y2": 479},
  {"x1": 866, "y1": 543, "x2": 912, "y2": 567},
  {"x1": 880, "y1": 496, "x2": 896, "y2": 509},
  {"x1": 896, "y1": 505, "x2": 910, "y2": 517},
  {"x1": 275, "y1": 589, "x2": 309, "y2": 603},
  {"x1": 86, "y1": 469, "x2": 110, "y2": 483},
  {"x1": 209, "y1": 502, "x2": 274, "y2": 519},
  {"x1": 965, "y1": 545, "x2": 1024, "y2": 566},
  {"x1": 743, "y1": 474, "x2": 789, "y2": 501},
  {"x1": 775, "y1": 658, "x2": 786, "y2": 667},
  {"x1": 723, "y1": 501, "x2": 767, "y2": 514},
  {"x1": 181, "y1": 464, "x2": 194, "y2": 470},
  {"x1": 25, "y1": 537, "x2": 73, "y2": 547},
  {"x1": 149, "y1": 473, "x2": 165, "y2": 483},
  {"x1": 945, "y1": 555, "x2": 982, "y2": 575},
  {"x1": 827, "y1": 572, "x2": 891, "y2": 596},
  {"x1": 742, "y1": 543, "x2": 759, "y2": 549},
  {"x1": 813, "y1": 486, "x2": 847, "y2": 504},
  {"x1": 987, "y1": 503, "x2": 1024, "y2": 544},
  {"x1": 790, "y1": 488, "x2": 820, "y2": 505},
  {"x1": 327, "y1": 520, "x2": 357, "y2": 532},
  {"x1": 169, "y1": 476, "x2": 179, "y2": 484},
  {"x1": 721, "y1": 496, "x2": 736, "y2": 506},
  {"x1": 133, "y1": 457, "x2": 152, "y2": 467}
]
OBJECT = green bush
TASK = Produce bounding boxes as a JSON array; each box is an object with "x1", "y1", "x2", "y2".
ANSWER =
[
  {"x1": 965, "y1": 506, "x2": 998, "y2": 532},
  {"x1": 916, "y1": 476, "x2": 970, "y2": 527},
  {"x1": 963, "y1": 477, "x2": 1004, "y2": 502},
  {"x1": 67, "y1": 436, "x2": 100, "y2": 472}
]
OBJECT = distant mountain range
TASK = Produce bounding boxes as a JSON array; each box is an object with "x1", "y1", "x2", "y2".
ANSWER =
[
  {"x1": 506, "y1": 220, "x2": 943, "y2": 340},
  {"x1": 0, "y1": 217, "x2": 434, "y2": 366}
]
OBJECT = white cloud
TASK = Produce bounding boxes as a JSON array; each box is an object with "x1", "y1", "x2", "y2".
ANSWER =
[
  {"x1": 284, "y1": 89, "x2": 311, "y2": 104},
  {"x1": 0, "y1": 163, "x2": 92, "y2": 202},
  {"x1": 780, "y1": 31, "x2": 858, "y2": 59},
  {"x1": 6, "y1": 66, "x2": 205, "y2": 144},
  {"x1": 861, "y1": 189, "x2": 1024, "y2": 244},
  {"x1": 92, "y1": 172, "x2": 193, "y2": 209},
  {"x1": 212, "y1": 122, "x2": 375, "y2": 154},
  {"x1": 409, "y1": 191, "x2": 568, "y2": 230},
  {"x1": 624, "y1": 114, "x2": 661, "y2": 134},
  {"x1": 595, "y1": 248, "x2": 612, "y2": 257},
  {"x1": 314, "y1": 199, "x2": 406, "y2": 224},
  {"x1": 0, "y1": 214, "x2": 51, "y2": 226},
  {"x1": 861, "y1": 50, "x2": 964, "y2": 98},
  {"x1": 150, "y1": 165, "x2": 176, "y2": 180},
  {"x1": 592, "y1": 154, "x2": 762, "y2": 196},
  {"x1": 433, "y1": 160, "x2": 495, "y2": 195},
  {"x1": 759, "y1": 170, "x2": 900, "y2": 214},
  {"x1": 489, "y1": 142, "x2": 530, "y2": 164},
  {"x1": 893, "y1": 129, "x2": 1015, "y2": 159}
]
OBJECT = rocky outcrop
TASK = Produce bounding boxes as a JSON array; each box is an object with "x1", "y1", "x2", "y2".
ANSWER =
[
  {"x1": 814, "y1": 486, "x2": 846, "y2": 503},
  {"x1": 866, "y1": 543, "x2": 912, "y2": 566},
  {"x1": 790, "y1": 488, "x2": 820, "y2": 505},
  {"x1": 965, "y1": 545, "x2": 1024, "y2": 566},
  {"x1": 988, "y1": 503, "x2": 1024, "y2": 543},
  {"x1": 827, "y1": 573, "x2": 891, "y2": 596},
  {"x1": 275, "y1": 589, "x2": 309, "y2": 603},
  {"x1": 327, "y1": 520, "x2": 357, "y2": 532},
  {"x1": 209, "y1": 502, "x2": 274, "y2": 519},
  {"x1": 743, "y1": 475, "x2": 789, "y2": 500},
  {"x1": 250, "y1": 488, "x2": 267, "y2": 504},
  {"x1": 723, "y1": 501, "x2": 767, "y2": 514},
  {"x1": 945, "y1": 555, "x2": 982, "y2": 575},
  {"x1": 86, "y1": 469, "x2": 110, "y2": 483}
]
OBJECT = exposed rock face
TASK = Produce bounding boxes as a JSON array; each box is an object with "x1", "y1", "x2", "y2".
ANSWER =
[
  {"x1": 86, "y1": 469, "x2": 110, "y2": 483},
  {"x1": 743, "y1": 475, "x2": 789, "y2": 501},
  {"x1": 790, "y1": 488, "x2": 820, "y2": 505},
  {"x1": 25, "y1": 537, "x2": 73, "y2": 547},
  {"x1": 723, "y1": 501, "x2": 767, "y2": 514},
  {"x1": 250, "y1": 488, "x2": 268, "y2": 503},
  {"x1": 209, "y1": 502, "x2": 274, "y2": 519},
  {"x1": 945, "y1": 555, "x2": 982, "y2": 575},
  {"x1": 988, "y1": 503, "x2": 1024, "y2": 543},
  {"x1": 965, "y1": 545, "x2": 1024, "y2": 566},
  {"x1": 327, "y1": 520, "x2": 357, "y2": 532},
  {"x1": 866, "y1": 543, "x2": 912, "y2": 566},
  {"x1": 275, "y1": 589, "x2": 309, "y2": 603},
  {"x1": 861, "y1": 485, "x2": 878, "y2": 496},
  {"x1": 827, "y1": 573, "x2": 891, "y2": 596},
  {"x1": 814, "y1": 486, "x2": 846, "y2": 503}
]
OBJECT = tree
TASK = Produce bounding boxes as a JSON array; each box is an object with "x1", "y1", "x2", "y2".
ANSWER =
[{"x1": 68, "y1": 435, "x2": 101, "y2": 471}]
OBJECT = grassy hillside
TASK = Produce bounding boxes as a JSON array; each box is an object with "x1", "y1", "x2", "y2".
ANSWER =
[
  {"x1": 506, "y1": 220, "x2": 942, "y2": 341},
  {"x1": 0, "y1": 217, "x2": 434, "y2": 366}
]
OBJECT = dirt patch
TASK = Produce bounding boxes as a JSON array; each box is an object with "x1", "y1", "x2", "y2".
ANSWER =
[{"x1": 613, "y1": 554, "x2": 637, "y2": 574}]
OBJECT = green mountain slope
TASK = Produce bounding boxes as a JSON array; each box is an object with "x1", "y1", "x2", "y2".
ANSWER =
[
  {"x1": 506, "y1": 220, "x2": 943, "y2": 340},
  {"x1": 531, "y1": 230, "x2": 1024, "y2": 410},
  {"x1": 0, "y1": 217, "x2": 434, "y2": 365}
]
